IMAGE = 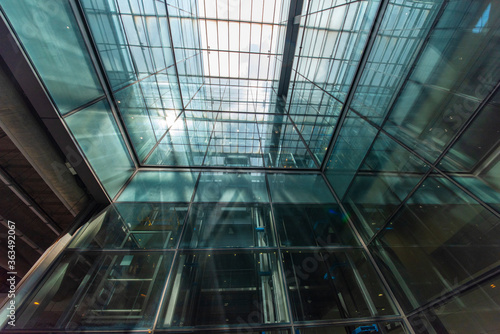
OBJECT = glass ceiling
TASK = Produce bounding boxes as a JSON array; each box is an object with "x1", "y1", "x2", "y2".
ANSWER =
[{"x1": 74, "y1": 0, "x2": 445, "y2": 170}]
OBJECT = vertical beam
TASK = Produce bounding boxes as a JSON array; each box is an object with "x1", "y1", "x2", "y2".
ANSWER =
[{"x1": 277, "y1": 0, "x2": 304, "y2": 97}]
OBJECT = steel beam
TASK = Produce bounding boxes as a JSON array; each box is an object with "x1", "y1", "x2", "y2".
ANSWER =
[{"x1": 277, "y1": 0, "x2": 304, "y2": 97}]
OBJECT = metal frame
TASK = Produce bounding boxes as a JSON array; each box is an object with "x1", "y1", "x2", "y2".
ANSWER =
[
  {"x1": 0, "y1": 166, "x2": 61, "y2": 235},
  {"x1": 69, "y1": 0, "x2": 140, "y2": 169},
  {"x1": 320, "y1": 0, "x2": 390, "y2": 173},
  {"x1": 0, "y1": 9, "x2": 110, "y2": 204},
  {"x1": 2, "y1": 1, "x2": 500, "y2": 333},
  {"x1": 320, "y1": 173, "x2": 415, "y2": 334}
]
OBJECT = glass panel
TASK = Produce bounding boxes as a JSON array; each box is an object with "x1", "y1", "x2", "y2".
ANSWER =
[
  {"x1": 146, "y1": 111, "x2": 212, "y2": 166},
  {"x1": 1, "y1": 0, "x2": 104, "y2": 114},
  {"x1": 259, "y1": 115, "x2": 319, "y2": 169},
  {"x1": 440, "y1": 91, "x2": 500, "y2": 212},
  {"x1": 268, "y1": 173, "x2": 334, "y2": 204},
  {"x1": 80, "y1": 0, "x2": 137, "y2": 89},
  {"x1": 338, "y1": 129, "x2": 431, "y2": 241},
  {"x1": 449, "y1": 176, "x2": 500, "y2": 212},
  {"x1": 181, "y1": 203, "x2": 276, "y2": 248},
  {"x1": 384, "y1": 0, "x2": 499, "y2": 162},
  {"x1": 343, "y1": 175, "x2": 424, "y2": 242},
  {"x1": 289, "y1": 0, "x2": 380, "y2": 103},
  {"x1": 69, "y1": 203, "x2": 188, "y2": 250},
  {"x1": 408, "y1": 275, "x2": 500, "y2": 334},
  {"x1": 195, "y1": 172, "x2": 268, "y2": 203},
  {"x1": 282, "y1": 249, "x2": 397, "y2": 322},
  {"x1": 273, "y1": 204, "x2": 358, "y2": 247},
  {"x1": 205, "y1": 119, "x2": 265, "y2": 167},
  {"x1": 65, "y1": 100, "x2": 135, "y2": 198},
  {"x1": 371, "y1": 177, "x2": 500, "y2": 312},
  {"x1": 350, "y1": 0, "x2": 443, "y2": 125},
  {"x1": 159, "y1": 250, "x2": 289, "y2": 328},
  {"x1": 117, "y1": 171, "x2": 198, "y2": 202},
  {"x1": 325, "y1": 115, "x2": 379, "y2": 198},
  {"x1": 114, "y1": 83, "x2": 157, "y2": 160},
  {"x1": 10, "y1": 251, "x2": 173, "y2": 330}
]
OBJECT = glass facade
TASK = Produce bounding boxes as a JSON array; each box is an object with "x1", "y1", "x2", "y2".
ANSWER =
[{"x1": 0, "y1": 0, "x2": 499, "y2": 333}]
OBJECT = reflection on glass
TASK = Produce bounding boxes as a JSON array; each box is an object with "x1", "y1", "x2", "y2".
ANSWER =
[
  {"x1": 268, "y1": 173, "x2": 334, "y2": 204},
  {"x1": 114, "y1": 83, "x2": 157, "y2": 160},
  {"x1": 371, "y1": 177, "x2": 500, "y2": 312},
  {"x1": 274, "y1": 204, "x2": 358, "y2": 247},
  {"x1": 349, "y1": 0, "x2": 442, "y2": 125},
  {"x1": 160, "y1": 250, "x2": 289, "y2": 327},
  {"x1": 80, "y1": 0, "x2": 137, "y2": 89},
  {"x1": 65, "y1": 100, "x2": 135, "y2": 198},
  {"x1": 182, "y1": 203, "x2": 275, "y2": 248},
  {"x1": 440, "y1": 92, "x2": 500, "y2": 212},
  {"x1": 288, "y1": 0, "x2": 380, "y2": 104},
  {"x1": 205, "y1": 119, "x2": 265, "y2": 167},
  {"x1": 147, "y1": 112, "x2": 212, "y2": 166},
  {"x1": 117, "y1": 171, "x2": 198, "y2": 202},
  {"x1": 325, "y1": 116, "x2": 380, "y2": 198},
  {"x1": 69, "y1": 203, "x2": 188, "y2": 249},
  {"x1": 11, "y1": 251, "x2": 173, "y2": 330},
  {"x1": 343, "y1": 174, "x2": 424, "y2": 242},
  {"x1": 1, "y1": 0, "x2": 104, "y2": 114},
  {"x1": 449, "y1": 176, "x2": 500, "y2": 212},
  {"x1": 195, "y1": 172, "x2": 268, "y2": 203},
  {"x1": 259, "y1": 117, "x2": 318, "y2": 168},
  {"x1": 283, "y1": 249, "x2": 396, "y2": 322},
  {"x1": 384, "y1": 0, "x2": 499, "y2": 162},
  {"x1": 408, "y1": 276, "x2": 500, "y2": 334}
]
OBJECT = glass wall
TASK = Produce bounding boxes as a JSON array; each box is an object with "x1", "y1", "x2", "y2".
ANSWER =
[
  {"x1": 1, "y1": 0, "x2": 499, "y2": 333},
  {"x1": 3, "y1": 172, "x2": 404, "y2": 332},
  {"x1": 320, "y1": 1, "x2": 500, "y2": 333},
  {"x1": 0, "y1": 0, "x2": 136, "y2": 199},
  {"x1": 408, "y1": 275, "x2": 500, "y2": 334}
]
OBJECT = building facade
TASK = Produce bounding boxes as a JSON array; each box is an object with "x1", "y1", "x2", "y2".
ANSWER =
[{"x1": 0, "y1": 0, "x2": 499, "y2": 333}]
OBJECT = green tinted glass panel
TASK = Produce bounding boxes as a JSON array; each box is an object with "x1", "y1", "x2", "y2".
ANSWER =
[
  {"x1": 371, "y1": 177, "x2": 500, "y2": 312},
  {"x1": 10, "y1": 251, "x2": 173, "y2": 330},
  {"x1": 408, "y1": 275, "x2": 500, "y2": 334},
  {"x1": 69, "y1": 203, "x2": 188, "y2": 249},
  {"x1": 118, "y1": 171, "x2": 198, "y2": 202},
  {"x1": 268, "y1": 173, "x2": 334, "y2": 204},
  {"x1": 65, "y1": 100, "x2": 134, "y2": 198},
  {"x1": 195, "y1": 172, "x2": 268, "y2": 203},
  {"x1": 1, "y1": 0, "x2": 103, "y2": 114},
  {"x1": 274, "y1": 204, "x2": 358, "y2": 247},
  {"x1": 283, "y1": 249, "x2": 397, "y2": 321}
]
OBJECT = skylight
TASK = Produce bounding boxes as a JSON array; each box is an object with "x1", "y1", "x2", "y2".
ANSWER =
[{"x1": 196, "y1": 0, "x2": 284, "y2": 80}]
